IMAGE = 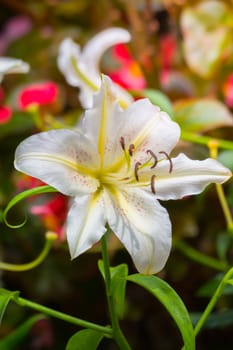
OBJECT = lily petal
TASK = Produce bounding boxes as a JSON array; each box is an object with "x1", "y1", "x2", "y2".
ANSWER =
[
  {"x1": 105, "y1": 187, "x2": 171, "y2": 274},
  {"x1": 57, "y1": 28, "x2": 132, "y2": 108},
  {"x1": 67, "y1": 193, "x2": 107, "y2": 258},
  {"x1": 82, "y1": 75, "x2": 125, "y2": 167},
  {"x1": 14, "y1": 129, "x2": 100, "y2": 196},
  {"x1": 153, "y1": 153, "x2": 232, "y2": 200},
  {"x1": 83, "y1": 75, "x2": 179, "y2": 169},
  {"x1": 116, "y1": 98, "x2": 180, "y2": 166},
  {"x1": 82, "y1": 27, "x2": 131, "y2": 81},
  {"x1": 57, "y1": 38, "x2": 99, "y2": 92},
  {"x1": 0, "y1": 57, "x2": 29, "y2": 82}
]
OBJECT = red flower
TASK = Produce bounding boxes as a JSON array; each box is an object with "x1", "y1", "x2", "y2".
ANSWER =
[
  {"x1": 0, "y1": 86, "x2": 12, "y2": 124},
  {"x1": 159, "y1": 34, "x2": 177, "y2": 85},
  {"x1": 15, "y1": 174, "x2": 67, "y2": 239},
  {"x1": 30, "y1": 194, "x2": 68, "y2": 240},
  {"x1": 16, "y1": 174, "x2": 44, "y2": 191},
  {"x1": 18, "y1": 81, "x2": 58, "y2": 110},
  {"x1": 107, "y1": 44, "x2": 146, "y2": 90},
  {"x1": 0, "y1": 105, "x2": 12, "y2": 124},
  {"x1": 223, "y1": 74, "x2": 233, "y2": 108}
]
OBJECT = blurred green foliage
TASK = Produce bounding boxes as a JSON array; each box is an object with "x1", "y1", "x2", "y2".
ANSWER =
[{"x1": 0, "y1": 1, "x2": 233, "y2": 349}]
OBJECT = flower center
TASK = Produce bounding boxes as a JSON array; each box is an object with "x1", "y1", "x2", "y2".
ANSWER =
[{"x1": 97, "y1": 136, "x2": 173, "y2": 195}]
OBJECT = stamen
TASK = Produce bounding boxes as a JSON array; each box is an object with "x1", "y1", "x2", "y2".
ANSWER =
[
  {"x1": 128, "y1": 144, "x2": 135, "y2": 156},
  {"x1": 150, "y1": 175, "x2": 156, "y2": 194},
  {"x1": 146, "y1": 150, "x2": 158, "y2": 169},
  {"x1": 159, "y1": 151, "x2": 173, "y2": 173},
  {"x1": 120, "y1": 136, "x2": 125, "y2": 150},
  {"x1": 134, "y1": 162, "x2": 141, "y2": 181}
]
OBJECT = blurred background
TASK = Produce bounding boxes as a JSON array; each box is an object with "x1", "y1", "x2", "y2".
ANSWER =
[{"x1": 0, "y1": 0, "x2": 233, "y2": 349}]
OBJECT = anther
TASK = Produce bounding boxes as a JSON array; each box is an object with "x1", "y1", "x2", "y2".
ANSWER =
[
  {"x1": 134, "y1": 162, "x2": 141, "y2": 181},
  {"x1": 150, "y1": 175, "x2": 156, "y2": 194},
  {"x1": 120, "y1": 136, "x2": 125, "y2": 151},
  {"x1": 159, "y1": 151, "x2": 173, "y2": 173},
  {"x1": 146, "y1": 150, "x2": 158, "y2": 168},
  {"x1": 128, "y1": 144, "x2": 135, "y2": 156}
]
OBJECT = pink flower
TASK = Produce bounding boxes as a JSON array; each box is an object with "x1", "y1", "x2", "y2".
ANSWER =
[
  {"x1": 18, "y1": 81, "x2": 58, "y2": 110},
  {"x1": 0, "y1": 16, "x2": 32, "y2": 55},
  {"x1": 223, "y1": 74, "x2": 233, "y2": 108},
  {"x1": 0, "y1": 105, "x2": 12, "y2": 124},
  {"x1": 0, "y1": 87, "x2": 12, "y2": 124},
  {"x1": 16, "y1": 174, "x2": 44, "y2": 192},
  {"x1": 108, "y1": 44, "x2": 146, "y2": 90},
  {"x1": 16, "y1": 174, "x2": 67, "y2": 239},
  {"x1": 30, "y1": 195, "x2": 68, "y2": 240},
  {"x1": 159, "y1": 34, "x2": 177, "y2": 85}
]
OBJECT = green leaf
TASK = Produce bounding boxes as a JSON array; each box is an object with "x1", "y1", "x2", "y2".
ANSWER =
[
  {"x1": 66, "y1": 329, "x2": 104, "y2": 350},
  {"x1": 143, "y1": 89, "x2": 174, "y2": 117},
  {"x1": 98, "y1": 261, "x2": 128, "y2": 318},
  {"x1": 0, "y1": 289, "x2": 19, "y2": 325},
  {"x1": 0, "y1": 112, "x2": 34, "y2": 140},
  {"x1": 216, "y1": 232, "x2": 231, "y2": 261},
  {"x1": 0, "y1": 314, "x2": 44, "y2": 350},
  {"x1": 218, "y1": 151, "x2": 233, "y2": 172},
  {"x1": 226, "y1": 279, "x2": 233, "y2": 286},
  {"x1": 174, "y1": 98, "x2": 233, "y2": 132},
  {"x1": 4, "y1": 185, "x2": 58, "y2": 228},
  {"x1": 191, "y1": 310, "x2": 233, "y2": 329},
  {"x1": 180, "y1": 2, "x2": 233, "y2": 78},
  {"x1": 127, "y1": 274, "x2": 195, "y2": 350},
  {"x1": 197, "y1": 274, "x2": 233, "y2": 297}
]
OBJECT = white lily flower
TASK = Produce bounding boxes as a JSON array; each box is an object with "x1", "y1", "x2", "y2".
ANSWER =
[
  {"x1": 0, "y1": 57, "x2": 29, "y2": 83},
  {"x1": 57, "y1": 27, "x2": 133, "y2": 109},
  {"x1": 14, "y1": 76, "x2": 232, "y2": 274}
]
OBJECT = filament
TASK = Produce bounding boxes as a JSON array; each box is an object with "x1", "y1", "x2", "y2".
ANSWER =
[
  {"x1": 128, "y1": 144, "x2": 135, "y2": 156},
  {"x1": 159, "y1": 151, "x2": 173, "y2": 173},
  {"x1": 150, "y1": 175, "x2": 156, "y2": 194},
  {"x1": 146, "y1": 150, "x2": 158, "y2": 169},
  {"x1": 134, "y1": 162, "x2": 141, "y2": 181}
]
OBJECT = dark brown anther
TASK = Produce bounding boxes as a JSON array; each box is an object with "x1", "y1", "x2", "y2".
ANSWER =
[
  {"x1": 150, "y1": 174, "x2": 156, "y2": 194},
  {"x1": 146, "y1": 149, "x2": 158, "y2": 169},
  {"x1": 134, "y1": 162, "x2": 141, "y2": 181},
  {"x1": 128, "y1": 144, "x2": 135, "y2": 156},
  {"x1": 159, "y1": 151, "x2": 173, "y2": 173},
  {"x1": 120, "y1": 136, "x2": 125, "y2": 150}
]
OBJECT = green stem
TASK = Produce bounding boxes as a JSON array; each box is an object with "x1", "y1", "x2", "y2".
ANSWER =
[
  {"x1": 13, "y1": 295, "x2": 112, "y2": 337},
  {"x1": 215, "y1": 184, "x2": 233, "y2": 235},
  {"x1": 174, "y1": 240, "x2": 228, "y2": 272},
  {"x1": 194, "y1": 266, "x2": 233, "y2": 336},
  {"x1": 208, "y1": 140, "x2": 233, "y2": 235},
  {"x1": 100, "y1": 235, "x2": 131, "y2": 350},
  {"x1": 0, "y1": 233, "x2": 57, "y2": 272},
  {"x1": 181, "y1": 131, "x2": 233, "y2": 151}
]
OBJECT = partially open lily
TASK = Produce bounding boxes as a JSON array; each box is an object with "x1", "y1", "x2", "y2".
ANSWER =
[
  {"x1": 57, "y1": 27, "x2": 133, "y2": 109},
  {"x1": 0, "y1": 57, "x2": 29, "y2": 82},
  {"x1": 14, "y1": 76, "x2": 232, "y2": 274}
]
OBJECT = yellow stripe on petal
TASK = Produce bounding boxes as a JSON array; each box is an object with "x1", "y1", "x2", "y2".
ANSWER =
[
  {"x1": 98, "y1": 83, "x2": 107, "y2": 168},
  {"x1": 17, "y1": 153, "x2": 97, "y2": 178},
  {"x1": 70, "y1": 56, "x2": 99, "y2": 92}
]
